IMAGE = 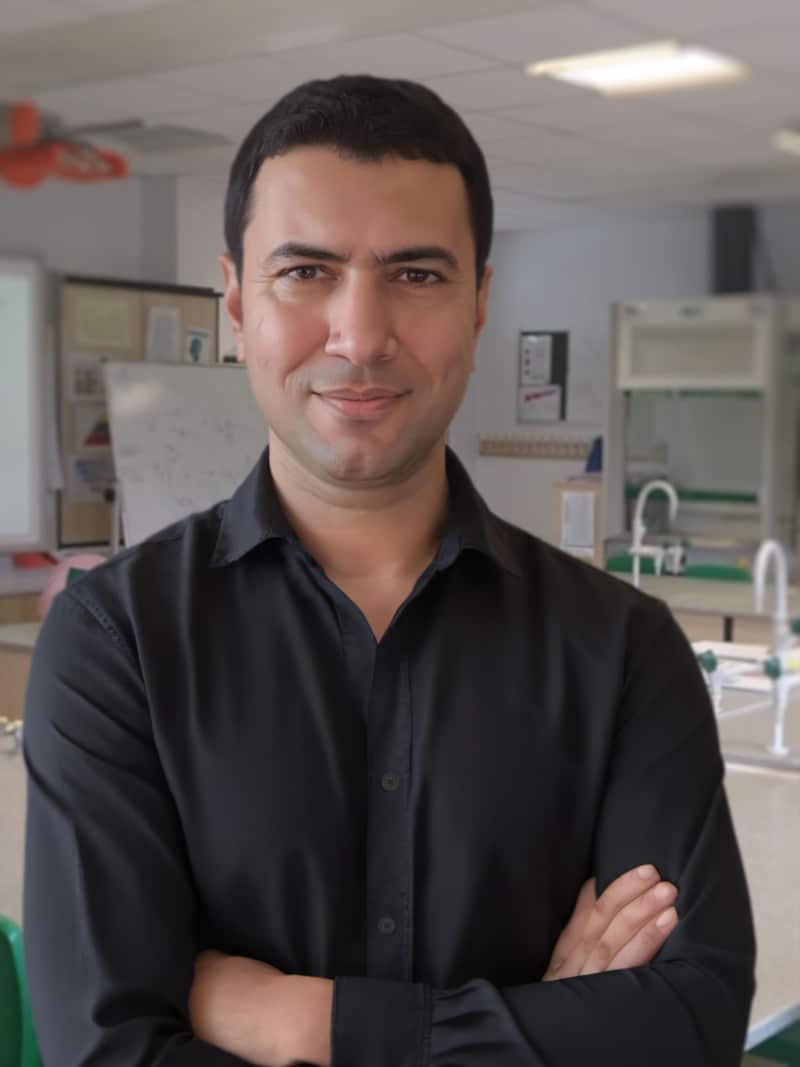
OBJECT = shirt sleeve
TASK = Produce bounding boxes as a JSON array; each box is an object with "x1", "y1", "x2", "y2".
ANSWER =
[
  {"x1": 331, "y1": 599, "x2": 757, "y2": 1067},
  {"x1": 22, "y1": 589, "x2": 251, "y2": 1066}
]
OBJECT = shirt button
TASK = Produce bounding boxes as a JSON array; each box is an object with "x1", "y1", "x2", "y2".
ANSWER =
[
  {"x1": 378, "y1": 917, "x2": 396, "y2": 935},
  {"x1": 381, "y1": 773, "x2": 400, "y2": 792}
]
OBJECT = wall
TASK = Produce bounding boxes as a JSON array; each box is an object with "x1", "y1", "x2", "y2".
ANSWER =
[
  {"x1": 0, "y1": 178, "x2": 144, "y2": 280},
  {"x1": 467, "y1": 209, "x2": 712, "y2": 543},
  {"x1": 175, "y1": 175, "x2": 232, "y2": 357},
  {"x1": 140, "y1": 176, "x2": 178, "y2": 285}
]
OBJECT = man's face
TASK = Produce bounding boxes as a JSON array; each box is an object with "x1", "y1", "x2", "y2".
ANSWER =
[{"x1": 222, "y1": 145, "x2": 491, "y2": 486}]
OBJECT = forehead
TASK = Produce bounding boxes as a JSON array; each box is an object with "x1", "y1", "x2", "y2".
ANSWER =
[{"x1": 247, "y1": 146, "x2": 473, "y2": 256}]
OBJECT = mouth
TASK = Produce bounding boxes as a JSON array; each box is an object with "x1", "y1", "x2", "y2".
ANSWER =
[{"x1": 314, "y1": 390, "x2": 409, "y2": 420}]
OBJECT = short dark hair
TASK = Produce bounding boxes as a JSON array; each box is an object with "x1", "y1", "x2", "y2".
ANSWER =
[{"x1": 224, "y1": 74, "x2": 493, "y2": 286}]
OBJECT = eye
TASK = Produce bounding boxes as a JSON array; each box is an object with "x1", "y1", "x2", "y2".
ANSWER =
[
  {"x1": 280, "y1": 265, "x2": 325, "y2": 281},
  {"x1": 398, "y1": 268, "x2": 442, "y2": 285}
]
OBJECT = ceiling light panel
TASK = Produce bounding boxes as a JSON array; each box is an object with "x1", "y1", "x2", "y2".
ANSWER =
[
  {"x1": 529, "y1": 42, "x2": 749, "y2": 96},
  {"x1": 420, "y1": 4, "x2": 648, "y2": 66}
]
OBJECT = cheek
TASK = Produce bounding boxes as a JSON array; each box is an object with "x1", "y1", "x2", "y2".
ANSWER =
[
  {"x1": 244, "y1": 301, "x2": 327, "y2": 376},
  {"x1": 404, "y1": 315, "x2": 474, "y2": 384}
]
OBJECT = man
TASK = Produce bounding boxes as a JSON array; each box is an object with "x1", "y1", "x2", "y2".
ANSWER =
[{"x1": 24, "y1": 76, "x2": 755, "y2": 1065}]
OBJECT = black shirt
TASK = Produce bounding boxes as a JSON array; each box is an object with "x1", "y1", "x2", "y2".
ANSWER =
[{"x1": 23, "y1": 446, "x2": 756, "y2": 1066}]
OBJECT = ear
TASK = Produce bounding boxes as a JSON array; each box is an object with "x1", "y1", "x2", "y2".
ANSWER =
[
  {"x1": 220, "y1": 253, "x2": 246, "y2": 363},
  {"x1": 474, "y1": 264, "x2": 492, "y2": 341}
]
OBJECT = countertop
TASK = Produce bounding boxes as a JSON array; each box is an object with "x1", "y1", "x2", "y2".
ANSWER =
[
  {"x1": 0, "y1": 622, "x2": 41, "y2": 651},
  {"x1": 615, "y1": 574, "x2": 800, "y2": 619}
]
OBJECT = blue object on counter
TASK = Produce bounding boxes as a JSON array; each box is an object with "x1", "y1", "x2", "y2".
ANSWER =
[{"x1": 585, "y1": 436, "x2": 603, "y2": 473}]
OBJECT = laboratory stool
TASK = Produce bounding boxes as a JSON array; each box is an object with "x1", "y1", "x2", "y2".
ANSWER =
[{"x1": 0, "y1": 915, "x2": 41, "y2": 1067}]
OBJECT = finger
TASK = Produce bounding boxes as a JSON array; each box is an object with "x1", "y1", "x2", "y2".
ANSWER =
[
  {"x1": 573, "y1": 865, "x2": 663, "y2": 952},
  {"x1": 546, "y1": 867, "x2": 665, "y2": 981},
  {"x1": 194, "y1": 949, "x2": 224, "y2": 970},
  {"x1": 544, "y1": 878, "x2": 597, "y2": 975},
  {"x1": 578, "y1": 882, "x2": 678, "y2": 976},
  {"x1": 606, "y1": 907, "x2": 679, "y2": 972}
]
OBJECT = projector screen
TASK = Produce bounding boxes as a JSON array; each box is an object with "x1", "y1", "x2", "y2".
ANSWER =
[{"x1": 0, "y1": 255, "x2": 46, "y2": 551}]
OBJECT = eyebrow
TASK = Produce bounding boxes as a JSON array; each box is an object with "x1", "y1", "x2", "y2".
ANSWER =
[{"x1": 261, "y1": 242, "x2": 460, "y2": 271}]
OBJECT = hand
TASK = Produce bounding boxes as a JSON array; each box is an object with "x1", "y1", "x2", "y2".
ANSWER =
[
  {"x1": 542, "y1": 865, "x2": 678, "y2": 981},
  {"x1": 188, "y1": 950, "x2": 333, "y2": 1067}
]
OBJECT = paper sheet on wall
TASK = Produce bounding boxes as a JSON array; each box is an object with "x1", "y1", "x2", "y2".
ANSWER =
[
  {"x1": 518, "y1": 384, "x2": 561, "y2": 422},
  {"x1": 77, "y1": 292, "x2": 131, "y2": 348},
  {"x1": 145, "y1": 306, "x2": 181, "y2": 362},
  {"x1": 520, "y1": 334, "x2": 552, "y2": 385},
  {"x1": 560, "y1": 491, "x2": 595, "y2": 558},
  {"x1": 74, "y1": 404, "x2": 111, "y2": 450},
  {"x1": 67, "y1": 352, "x2": 108, "y2": 402},
  {"x1": 67, "y1": 452, "x2": 114, "y2": 505}
]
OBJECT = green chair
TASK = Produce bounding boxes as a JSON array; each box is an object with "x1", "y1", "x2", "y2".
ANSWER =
[{"x1": 0, "y1": 915, "x2": 42, "y2": 1067}]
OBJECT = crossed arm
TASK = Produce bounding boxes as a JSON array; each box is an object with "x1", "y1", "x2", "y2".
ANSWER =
[
  {"x1": 188, "y1": 865, "x2": 682, "y2": 1066},
  {"x1": 23, "y1": 592, "x2": 756, "y2": 1066}
]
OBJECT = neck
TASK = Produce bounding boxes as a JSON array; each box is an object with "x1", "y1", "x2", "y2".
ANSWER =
[{"x1": 267, "y1": 436, "x2": 449, "y2": 583}]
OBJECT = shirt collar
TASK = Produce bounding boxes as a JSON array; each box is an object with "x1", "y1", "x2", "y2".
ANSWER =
[{"x1": 210, "y1": 445, "x2": 522, "y2": 578}]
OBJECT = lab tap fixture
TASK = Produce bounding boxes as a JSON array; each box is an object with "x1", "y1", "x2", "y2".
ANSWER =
[
  {"x1": 630, "y1": 479, "x2": 679, "y2": 589},
  {"x1": 753, "y1": 539, "x2": 792, "y2": 654}
]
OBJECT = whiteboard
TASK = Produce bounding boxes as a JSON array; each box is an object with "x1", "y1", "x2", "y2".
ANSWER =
[
  {"x1": 0, "y1": 255, "x2": 46, "y2": 551},
  {"x1": 104, "y1": 361, "x2": 268, "y2": 546}
]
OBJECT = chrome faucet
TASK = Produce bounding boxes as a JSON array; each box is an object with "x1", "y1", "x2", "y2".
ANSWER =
[
  {"x1": 630, "y1": 479, "x2": 679, "y2": 589},
  {"x1": 753, "y1": 539, "x2": 791, "y2": 653}
]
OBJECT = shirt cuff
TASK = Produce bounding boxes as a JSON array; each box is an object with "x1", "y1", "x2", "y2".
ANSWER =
[{"x1": 332, "y1": 975, "x2": 430, "y2": 1067}]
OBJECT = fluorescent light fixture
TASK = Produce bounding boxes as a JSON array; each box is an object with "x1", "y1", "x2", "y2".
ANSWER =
[
  {"x1": 774, "y1": 127, "x2": 800, "y2": 156},
  {"x1": 527, "y1": 41, "x2": 749, "y2": 96}
]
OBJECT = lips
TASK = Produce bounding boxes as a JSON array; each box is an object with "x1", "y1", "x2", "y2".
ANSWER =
[
  {"x1": 320, "y1": 390, "x2": 402, "y2": 400},
  {"x1": 315, "y1": 390, "x2": 407, "y2": 419}
]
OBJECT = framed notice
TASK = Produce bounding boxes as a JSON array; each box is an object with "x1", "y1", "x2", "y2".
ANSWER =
[{"x1": 517, "y1": 331, "x2": 569, "y2": 423}]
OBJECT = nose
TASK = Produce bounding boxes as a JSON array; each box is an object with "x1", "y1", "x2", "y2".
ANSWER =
[{"x1": 324, "y1": 273, "x2": 395, "y2": 366}]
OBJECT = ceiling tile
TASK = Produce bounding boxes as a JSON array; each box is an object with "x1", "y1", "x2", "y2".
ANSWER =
[
  {"x1": 269, "y1": 32, "x2": 499, "y2": 80},
  {"x1": 155, "y1": 33, "x2": 496, "y2": 103},
  {"x1": 155, "y1": 102, "x2": 272, "y2": 142},
  {"x1": 696, "y1": 17, "x2": 800, "y2": 77},
  {"x1": 653, "y1": 78, "x2": 800, "y2": 131},
  {"x1": 72, "y1": 0, "x2": 170, "y2": 12},
  {"x1": 460, "y1": 110, "x2": 543, "y2": 144},
  {"x1": 148, "y1": 55, "x2": 307, "y2": 103},
  {"x1": 1, "y1": 0, "x2": 91, "y2": 34},
  {"x1": 423, "y1": 67, "x2": 576, "y2": 112},
  {"x1": 496, "y1": 93, "x2": 658, "y2": 132},
  {"x1": 585, "y1": 0, "x2": 800, "y2": 36},
  {"x1": 486, "y1": 130, "x2": 609, "y2": 164},
  {"x1": 34, "y1": 76, "x2": 238, "y2": 127},
  {"x1": 419, "y1": 3, "x2": 653, "y2": 66}
]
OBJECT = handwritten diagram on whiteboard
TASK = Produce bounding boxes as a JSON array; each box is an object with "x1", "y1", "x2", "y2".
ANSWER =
[{"x1": 104, "y1": 361, "x2": 268, "y2": 546}]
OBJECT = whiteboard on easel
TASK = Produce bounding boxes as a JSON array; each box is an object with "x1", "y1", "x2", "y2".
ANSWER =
[{"x1": 104, "y1": 361, "x2": 268, "y2": 546}]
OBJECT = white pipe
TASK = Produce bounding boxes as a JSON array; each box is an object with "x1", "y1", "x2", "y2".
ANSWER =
[
  {"x1": 753, "y1": 539, "x2": 790, "y2": 652},
  {"x1": 632, "y1": 479, "x2": 679, "y2": 540}
]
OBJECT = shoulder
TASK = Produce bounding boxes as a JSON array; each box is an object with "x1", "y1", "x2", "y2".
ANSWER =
[
  {"x1": 489, "y1": 512, "x2": 675, "y2": 653},
  {"x1": 56, "y1": 502, "x2": 227, "y2": 654}
]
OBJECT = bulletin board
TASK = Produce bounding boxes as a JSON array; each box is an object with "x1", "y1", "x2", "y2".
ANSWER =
[
  {"x1": 57, "y1": 276, "x2": 220, "y2": 547},
  {"x1": 517, "y1": 331, "x2": 569, "y2": 423}
]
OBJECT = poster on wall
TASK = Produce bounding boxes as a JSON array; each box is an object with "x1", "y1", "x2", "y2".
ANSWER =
[
  {"x1": 74, "y1": 404, "x2": 111, "y2": 450},
  {"x1": 184, "y1": 327, "x2": 212, "y2": 364},
  {"x1": 517, "y1": 330, "x2": 569, "y2": 423},
  {"x1": 145, "y1": 305, "x2": 181, "y2": 362},
  {"x1": 77, "y1": 292, "x2": 132, "y2": 349},
  {"x1": 518, "y1": 384, "x2": 562, "y2": 422},
  {"x1": 67, "y1": 352, "x2": 108, "y2": 402}
]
